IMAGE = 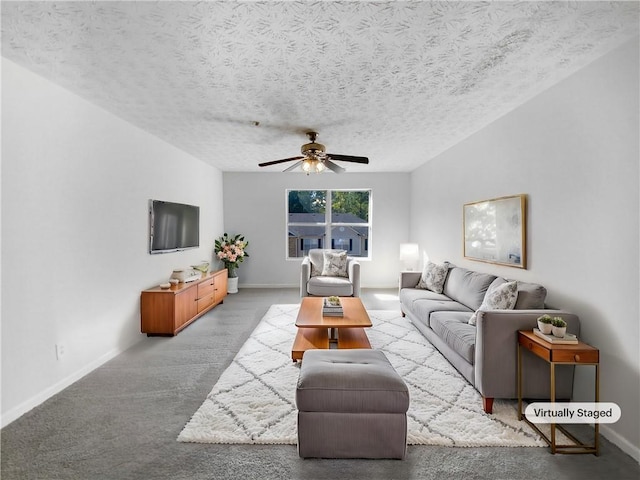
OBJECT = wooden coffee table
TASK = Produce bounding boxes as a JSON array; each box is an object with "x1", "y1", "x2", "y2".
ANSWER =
[{"x1": 291, "y1": 297, "x2": 372, "y2": 362}]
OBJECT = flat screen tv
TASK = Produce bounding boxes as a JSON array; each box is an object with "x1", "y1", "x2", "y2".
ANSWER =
[{"x1": 149, "y1": 200, "x2": 200, "y2": 254}]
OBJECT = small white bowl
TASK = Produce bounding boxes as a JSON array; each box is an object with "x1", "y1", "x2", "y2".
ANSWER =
[{"x1": 160, "y1": 283, "x2": 171, "y2": 289}]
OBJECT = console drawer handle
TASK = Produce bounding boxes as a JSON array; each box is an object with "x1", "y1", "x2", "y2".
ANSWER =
[{"x1": 574, "y1": 354, "x2": 581, "y2": 362}]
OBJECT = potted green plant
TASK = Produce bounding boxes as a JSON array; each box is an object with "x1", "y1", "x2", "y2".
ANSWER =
[
  {"x1": 327, "y1": 296, "x2": 341, "y2": 306},
  {"x1": 551, "y1": 317, "x2": 567, "y2": 337},
  {"x1": 537, "y1": 314, "x2": 554, "y2": 334}
]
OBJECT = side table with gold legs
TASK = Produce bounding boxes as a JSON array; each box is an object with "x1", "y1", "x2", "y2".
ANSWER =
[{"x1": 517, "y1": 330, "x2": 600, "y2": 455}]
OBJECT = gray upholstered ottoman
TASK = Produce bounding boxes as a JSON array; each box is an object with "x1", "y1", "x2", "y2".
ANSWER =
[{"x1": 296, "y1": 349, "x2": 409, "y2": 459}]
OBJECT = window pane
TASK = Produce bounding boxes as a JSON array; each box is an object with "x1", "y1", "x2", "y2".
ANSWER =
[
  {"x1": 331, "y1": 191, "x2": 369, "y2": 223},
  {"x1": 331, "y1": 226, "x2": 368, "y2": 257},
  {"x1": 286, "y1": 189, "x2": 370, "y2": 260},
  {"x1": 288, "y1": 190, "x2": 326, "y2": 223},
  {"x1": 288, "y1": 226, "x2": 325, "y2": 258}
]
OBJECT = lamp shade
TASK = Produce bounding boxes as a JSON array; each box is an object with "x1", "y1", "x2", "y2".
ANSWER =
[{"x1": 399, "y1": 243, "x2": 420, "y2": 271}]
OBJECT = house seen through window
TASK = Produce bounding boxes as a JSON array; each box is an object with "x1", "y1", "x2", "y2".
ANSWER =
[{"x1": 287, "y1": 189, "x2": 371, "y2": 259}]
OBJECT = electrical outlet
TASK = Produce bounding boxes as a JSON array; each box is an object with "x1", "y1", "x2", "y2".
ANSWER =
[{"x1": 55, "y1": 344, "x2": 65, "y2": 360}]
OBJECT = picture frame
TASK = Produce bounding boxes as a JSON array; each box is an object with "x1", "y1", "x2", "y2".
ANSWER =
[{"x1": 463, "y1": 194, "x2": 527, "y2": 269}]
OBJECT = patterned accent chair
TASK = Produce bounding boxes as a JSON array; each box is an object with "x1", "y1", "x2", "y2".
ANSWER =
[{"x1": 300, "y1": 249, "x2": 361, "y2": 297}]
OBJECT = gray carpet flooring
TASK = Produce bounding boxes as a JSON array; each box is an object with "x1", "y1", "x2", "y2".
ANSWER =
[{"x1": 2, "y1": 288, "x2": 638, "y2": 480}]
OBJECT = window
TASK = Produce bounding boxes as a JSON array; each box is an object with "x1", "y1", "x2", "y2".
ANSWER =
[{"x1": 287, "y1": 189, "x2": 371, "y2": 259}]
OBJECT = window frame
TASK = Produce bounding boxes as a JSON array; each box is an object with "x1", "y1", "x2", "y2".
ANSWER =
[{"x1": 286, "y1": 189, "x2": 372, "y2": 260}]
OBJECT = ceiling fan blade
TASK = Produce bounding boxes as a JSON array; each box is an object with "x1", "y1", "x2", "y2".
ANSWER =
[
  {"x1": 282, "y1": 160, "x2": 304, "y2": 172},
  {"x1": 258, "y1": 156, "x2": 304, "y2": 167},
  {"x1": 324, "y1": 160, "x2": 345, "y2": 174},
  {"x1": 326, "y1": 153, "x2": 369, "y2": 164}
]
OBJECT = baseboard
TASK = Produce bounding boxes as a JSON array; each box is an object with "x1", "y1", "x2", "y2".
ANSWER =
[
  {"x1": 600, "y1": 424, "x2": 640, "y2": 463},
  {"x1": 0, "y1": 343, "x2": 136, "y2": 429},
  {"x1": 240, "y1": 284, "x2": 400, "y2": 289}
]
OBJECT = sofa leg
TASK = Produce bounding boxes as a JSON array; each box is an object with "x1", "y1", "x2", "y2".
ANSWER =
[{"x1": 482, "y1": 397, "x2": 494, "y2": 414}]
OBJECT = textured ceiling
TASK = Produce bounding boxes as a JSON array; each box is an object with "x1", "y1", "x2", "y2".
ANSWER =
[{"x1": 2, "y1": 1, "x2": 638, "y2": 173}]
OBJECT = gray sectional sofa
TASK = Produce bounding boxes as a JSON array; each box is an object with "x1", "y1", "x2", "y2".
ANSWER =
[{"x1": 400, "y1": 264, "x2": 580, "y2": 413}]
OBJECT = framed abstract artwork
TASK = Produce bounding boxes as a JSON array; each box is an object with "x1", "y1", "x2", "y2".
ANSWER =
[{"x1": 463, "y1": 194, "x2": 527, "y2": 269}]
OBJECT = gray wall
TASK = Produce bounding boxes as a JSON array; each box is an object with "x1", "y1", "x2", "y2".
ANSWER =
[
  {"x1": 409, "y1": 38, "x2": 639, "y2": 459},
  {"x1": 222, "y1": 172, "x2": 411, "y2": 288}
]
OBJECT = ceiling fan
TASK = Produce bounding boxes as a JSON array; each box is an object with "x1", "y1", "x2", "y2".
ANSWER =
[{"x1": 258, "y1": 132, "x2": 369, "y2": 174}]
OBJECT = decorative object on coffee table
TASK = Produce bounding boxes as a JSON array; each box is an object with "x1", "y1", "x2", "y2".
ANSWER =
[{"x1": 322, "y1": 296, "x2": 343, "y2": 316}]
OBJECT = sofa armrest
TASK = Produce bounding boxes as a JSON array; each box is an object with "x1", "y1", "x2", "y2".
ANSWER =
[
  {"x1": 347, "y1": 258, "x2": 361, "y2": 297},
  {"x1": 474, "y1": 309, "x2": 580, "y2": 399},
  {"x1": 300, "y1": 257, "x2": 311, "y2": 297},
  {"x1": 399, "y1": 271, "x2": 421, "y2": 290}
]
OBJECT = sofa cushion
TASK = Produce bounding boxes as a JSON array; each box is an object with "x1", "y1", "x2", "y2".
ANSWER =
[
  {"x1": 321, "y1": 250, "x2": 348, "y2": 277},
  {"x1": 429, "y1": 312, "x2": 476, "y2": 364},
  {"x1": 307, "y1": 275, "x2": 353, "y2": 296},
  {"x1": 443, "y1": 267, "x2": 497, "y2": 310},
  {"x1": 468, "y1": 280, "x2": 518, "y2": 325},
  {"x1": 416, "y1": 261, "x2": 449, "y2": 293},
  {"x1": 399, "y1": 287, "x2": 451, "y2": 308},
  {"x1": 412, "y1": 298, "x2": 473, "y2": 329}
]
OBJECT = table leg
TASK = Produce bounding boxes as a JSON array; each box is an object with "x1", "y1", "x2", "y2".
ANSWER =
[
  {"x1": 550, "y1": 362, "x2": 556, "y2": 454},
  {"x1": 517, "y1": 343, "x2": 523, "y2": 420},
  {"x1": 595, "y1": 363, "x2": 600, "y2": 455}
]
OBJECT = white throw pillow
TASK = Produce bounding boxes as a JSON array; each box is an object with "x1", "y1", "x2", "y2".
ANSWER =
[
  {"x1": 321, "y1": 251, "x2": 348, "y2": 277},
  {"x1": 416, "y1": 261, "x2": 449, "y2": 293},
  {"x1": 468, "y1": 280, "x2": 518, "y2": 325}
]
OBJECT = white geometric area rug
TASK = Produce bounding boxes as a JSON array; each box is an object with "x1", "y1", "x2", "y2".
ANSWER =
[{"x1": 178, "y1": 304, "x2": 546, "y2": 447}]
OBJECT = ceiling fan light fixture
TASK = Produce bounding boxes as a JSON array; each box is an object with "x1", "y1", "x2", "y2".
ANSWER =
[{"x1": 301, "y1": 157, "x2": 325, "y2": 174}]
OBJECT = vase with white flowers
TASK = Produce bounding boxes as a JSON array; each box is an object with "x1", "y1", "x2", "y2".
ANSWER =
[{"x1": 214, "y1": 233, "x2": 249, "y2": 293}]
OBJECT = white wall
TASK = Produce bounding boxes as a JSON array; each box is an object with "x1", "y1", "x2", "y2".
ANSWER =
[
  {"x1": 410, "y1": 38, "x2": 639, "y2": 459},
  {"x1": 1, "y1": 59, "x2": 225, "y2": 426},
  {"x1": 222, "y1": 172, "x2": 411, "y2": 288}
]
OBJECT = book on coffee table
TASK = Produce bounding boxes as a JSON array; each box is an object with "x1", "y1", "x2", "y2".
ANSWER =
[
  {"x1": 533, "y1": 328, "x2": 578, "y2": 344},
  {"x1": 322, "y1": 297, "x2": 343, "y2": 316}
]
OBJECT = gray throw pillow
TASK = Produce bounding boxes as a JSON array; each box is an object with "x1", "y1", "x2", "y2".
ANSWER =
[
  {"x1": 469, "y1": 280, "x2": 518, "y2": 325},
  {"x1": 416, "y1": 261, "x2": 449, "y2": 293},
  {"x1": 514, "y1": 282, "x2": 547, "y2": 309}
]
